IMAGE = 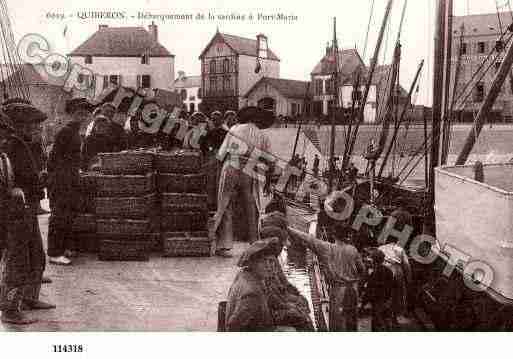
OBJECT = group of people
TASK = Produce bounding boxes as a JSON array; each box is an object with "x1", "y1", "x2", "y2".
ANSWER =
[{"x1": 225, "y1": 200, "x2": 413, "y2": 332}]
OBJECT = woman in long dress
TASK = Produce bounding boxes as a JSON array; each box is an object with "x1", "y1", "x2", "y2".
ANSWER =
[{"x1": 213, "y1": 107, "x2": 274, "y2": 257}]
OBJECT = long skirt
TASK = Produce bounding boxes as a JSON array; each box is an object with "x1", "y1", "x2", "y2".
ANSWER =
[
  {"x1": 214, "y1": 164, "x2": 260, "y2": 249},
  {"x1": 384, "y1": 262, "x2": 407, "y2": 317},
  {"x1": 329, "y1": 282, "x2": 359, "y2": 331},
  {"x1": 0, "y1": 207, "x2": 45, "y2": 311}
]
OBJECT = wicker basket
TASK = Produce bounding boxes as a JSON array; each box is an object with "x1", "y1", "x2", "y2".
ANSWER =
[
  {"x1": 156, "y1": 173, "x2": 206, "y2": 194},
  {"x1": 96, "y1": 218, "x2": 156, "y2": 235},
  {"x1": 160, "y1": 211, "x2": 208, "y2": 232},
  {"x1": 162, "y1": 231, "x2": 214, "y2": 257},
  {"x1": 72, "y1": 213, "x2": 96, "y2": 233},
  {"x1": 98, "y1": 240, "x2": 150, "y2": 261},
  {"x1": 95, "y1": 193, "x2": 157, "y2": 218},
  {"x1": 80, "y1": 171, "x2": 98, "y2": 193},
  {"x1": 161, "y1": 193, "x2": 208, "y2": 212},
  {"x1": 99, "y1": 151, "x2": 154, "y2": 175},
  {"x1": 155, "y1": 150, "x2": 202, "y2": 174},
  {"x1": 96, "y1": 172, "x2": 155, "y2": 196}
]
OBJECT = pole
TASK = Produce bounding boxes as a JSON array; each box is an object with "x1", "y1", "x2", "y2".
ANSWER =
[
  {"x1": 345, "y1": 0, "x2": 394, "y2": 170},
  {"x1": 428, "y1": 0, "x2": 447, "y2": 214},
  {"x1": 329, "y1": 17, "x2": 340, "y2": 192},
  {"x1": 379, "y1": 59, "x2": 424, "y2": 177},
  {"x1": 440, "y1": 0, "x2": 454, "y2": 165},
  {"x1": 455, "y1": 34, "x2": 513, "y2": 165}
]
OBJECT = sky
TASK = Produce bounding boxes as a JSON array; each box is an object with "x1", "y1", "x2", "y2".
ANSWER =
[{"x1": 5, "y1": 0, "x2": 505, "y2": 105}]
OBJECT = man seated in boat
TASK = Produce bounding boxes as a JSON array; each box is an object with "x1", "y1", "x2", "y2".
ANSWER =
[
  {"x1": 287, "y1": 223, "x2": 366, "y2": 331},
  {"x1": 225, "y1": 233, "x2": 313, "y2": 332}
]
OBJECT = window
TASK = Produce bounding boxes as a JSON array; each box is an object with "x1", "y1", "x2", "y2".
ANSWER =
[
  {"x1": 223, "y1": 58, "x2": 230, "y2": 73},
  {"x1": 474, "y1": 82, "x2": 485, "y2": 103},
  {"x1": 85, "y1": 55, "x2": 92, "y2": 64},
  {"x1": 496, "y1": 40, "x2": 504, "y2": 52},
  {"x1": 109, "y1": 75, "x2": 120, "y2": 86},
  {"x1": 352, "y1": 89, "x2": 362, "y2": 102},
  {"x1": 459, "y1": 43, "x2": 468, "y2": 55},
  {"x1": 210, "y1": 60, "x2": 216, "y2": 74},
  {"x1": 223, "y1": 76, "x2": 231, "y2": 91},
  {"x1": 141, "y1": 75, "x2": 151, "y2": 88},
  {"x1": 189, "y1": 103, "x2": 195, "y2": 113},
  {"x1": 180, "y1": 89, "x2": 187, "y2": 101},
  {"x1": 103, "y1": 75, "x2": 109, "y2": 89},
  {"x1": 197, "y1": 88, "x2": 202, "y2": 99},
  {"x1": 291, "y1": 103, "x2": 298, "y2": 116},
  {"x1": 477, "y1": 41, "x2": 486, "y2": 54},
  {"x1": 315, "y1": 79, "x2": 323, "y2": 96},
  {"x1": 210, "y1": 78, "x2": 216, "y2": 94},
  {"x1": 141, "y1": 54, "x2": 150, "y2": 65}
]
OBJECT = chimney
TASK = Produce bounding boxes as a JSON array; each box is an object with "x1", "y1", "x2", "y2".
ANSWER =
[
  {"x1": 256, "y1": 34, "x2": 268, "y2": 58},
  {"x1": 99, "y1": 24, "x2": 108, "y2": 30},
  {"x1": 326, "y1": 42, "x2": 331, "y2": 55},
  {"x1": 149, "y1": 21, "x2": 158, "y2": 42}
]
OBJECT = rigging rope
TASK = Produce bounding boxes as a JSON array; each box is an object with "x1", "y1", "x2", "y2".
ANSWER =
[{"x1": 363, "y1": 0, "x2": 376, "y2": 60}]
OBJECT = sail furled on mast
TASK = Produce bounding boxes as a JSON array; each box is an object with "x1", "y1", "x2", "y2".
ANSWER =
[{"x1": 0, "y1": 0, "x2": 30, "y2": 101}]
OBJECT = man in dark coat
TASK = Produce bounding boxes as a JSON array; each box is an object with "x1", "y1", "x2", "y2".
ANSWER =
[
  {"x1": 0, "y1": 100, "x2": 55, "y2": 324},
  {"x1": 47, "y1": 106, "x2": 84, "y2": 265}
]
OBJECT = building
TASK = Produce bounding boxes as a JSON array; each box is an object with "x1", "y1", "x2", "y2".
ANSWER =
[
  {"x1": 199, "y1": 30, "x2": 280, "y2": 113},
  {"x1": 310, "y1": 46, "x2": 408, "y2": 123},
  {"x1": 174, "y1": 71, "x2": 202, "y2": 113},
  {"x1": 451, "y1": 12, "x2": 513, "y2": 121},
  {"x1": 244, "y1": 77, "x2": 310, "y2": 117},
  {"x1": 68, "y1": 23, "x2": 175, "y2": 99},
  {"x1": 0, "y1": 63, "x2": 71, "y2": 143}
]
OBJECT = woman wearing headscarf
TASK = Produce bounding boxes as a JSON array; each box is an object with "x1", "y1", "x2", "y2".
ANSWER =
[
  {"x1": 213, "y1": 106, "x2": 274, "y2": 257},
  {"x1": 378, "y1": 208, "x2": 413, "y2": 325}
]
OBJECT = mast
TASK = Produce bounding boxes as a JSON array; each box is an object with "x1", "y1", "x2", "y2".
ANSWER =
[
  {"x1": 440, "y1": 0, "x2": 454, "y2": 165},
  {"x1": 455, "y1": 36, "x2": 513, "y2": 165},
  {"x1": 328, "y1": 17, "x2": 340, "y2": 192},
  {"x1": 427, "y1": 0, "x2": 447, "y2": 223},
  {"x1": 345, "y1": 0, "x2": 394, "y2": 171}
]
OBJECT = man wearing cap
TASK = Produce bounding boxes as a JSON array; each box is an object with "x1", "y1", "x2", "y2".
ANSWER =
[
  {"x1": 47, "y1": 102, "x2": 85, "y2": 265},
  {"x1": 0, "y1": 99, "x2": 55, "y2": 324},
  {"x1": 200, "y1": 110, "x2": 229, "y2": 212},
  {"x1": 213, "y1": 106, "x2": 274, "y2": 257},
  {"x1": 224, "y1": 110, "x2": 237, "y2": 129},
  {"x1": 287, "y1": 224, "x2": 366, "y2": 331}
]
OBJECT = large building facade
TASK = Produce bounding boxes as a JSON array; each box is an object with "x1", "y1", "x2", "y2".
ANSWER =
[
  {"x1": 199, "y1": 31, "x2": 280, "y2": 113},
  {"x1": 451, "y1": 12, "x2": 513, "y2": 121},
  {"x1": 174, "y1": 71, "x2": 202, "y2": 113},
  {"x1": 68, "y1": 23, "x2": 175, "y2": 99}
]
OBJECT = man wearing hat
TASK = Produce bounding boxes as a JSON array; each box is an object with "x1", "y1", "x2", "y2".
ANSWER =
[
  {"x1": 0, "y1": 99, "x2": 56, "y2": 324},
  {"x1": 213, "y1": 106, "x2": 274, "y2": 257},
  {"x1": 46, "y1": 100, "x2": 86, "y2": 265},
  {"x1": 287, "y1": 224, "x2": 366, "y2": 331},
  {"x1": 200, "y1": 110, "x2": 229, "y2": 212}
]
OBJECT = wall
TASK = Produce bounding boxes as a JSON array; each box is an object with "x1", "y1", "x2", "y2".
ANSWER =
[
  {"x1": 238, "y1": 54, "x2": 280, "y2": 107},
  {"x1": 69, "y1": 56, "x2": 175, "y2": 98},
  {"x1": 246, "y1": 83, "x2": 304, "y2": 116},
  {"x1": 341, "y1": 84, "x2": 377, "y2": 123}
]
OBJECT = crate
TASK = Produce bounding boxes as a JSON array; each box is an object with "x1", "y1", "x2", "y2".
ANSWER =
[
  {"x1": 99, "y1": 151, "x2": 154, "y2": 175},
  {"x1": 162, "y1": 231, "x2": 214, "y2": 257},
  {"x1": 155, "y1": 150, "x2": 202, "y2": 174},
  {"x1": 95, "y1": 193, "x2": 157, "y2": 219},
  {"x1": 72, "y1": 213, "x2": 96, "y2": 233},
  {"x1": 96, "y1": 172, "x2": 155, "y2": 196},
  {"x1": 96, "y1": 218, "x2": 157, "y2": 235},
  {"x1": 156, "y1": 173, "x2": 206, "y2": 194},
  {"x1": 160, "y1": 211, "x2": 208, "y2": 232},
  {"x1": 98, "y1": 240, "x2": 150, "y2": 261},
  {"x1": 161, "y1": 193, "x2": 208, "y2": 212}
]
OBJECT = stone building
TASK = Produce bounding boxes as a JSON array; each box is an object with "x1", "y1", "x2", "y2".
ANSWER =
[
  {"x1": 451, "y1": 12, "x2": 513, "y2": 121},
  {"x1": 0, "y1": 63, "x2": 71, "y2": 143},
  {"x1": 68, "y1": 23, "x2": 175, "y2": 99},
  {"x1": 174, "y1": 71, "x2": 202, "y2": 113},
  {"x1": 199, "y1": 30, "x2": 280, "y2": 113},
  {"x1": 244, "y1": 77, "x2": 310, "y2": 117}
]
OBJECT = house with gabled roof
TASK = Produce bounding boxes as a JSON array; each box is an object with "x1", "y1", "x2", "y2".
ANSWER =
[
  {"x1": 68, "y1": 23, "x2": 175, "y2": 99},
  {"x1": 244, "y1": 77, "x2": 310, "y2": 117},
  {"x1": 198, "y1": 30, "x2": 280, "y2": 113}
]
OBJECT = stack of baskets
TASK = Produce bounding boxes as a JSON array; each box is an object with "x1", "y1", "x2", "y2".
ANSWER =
[
  {"x1": 95, "y1": 151, "x2": 158, "y2": 261},
  {"x1": 72, "y1": 171, "x2": 99, "y2": 252},
  {"x1": 156, "y1": 149, "x2": 214, "y2": 257}
]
